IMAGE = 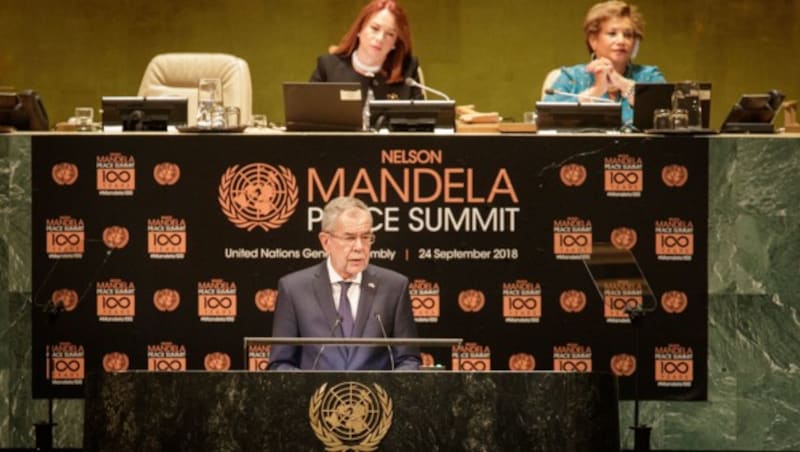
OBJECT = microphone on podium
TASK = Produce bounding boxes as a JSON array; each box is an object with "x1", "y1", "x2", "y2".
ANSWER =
[
  {"x1": 374, "y1": 313, "x2": 395, "y2": 370},
  {"x1": 38, "y1": 244, "x2": 115, "y2": 316},
  {"x1": 404, "y1": 77, "x2": 451, "y2": 101},
  {"x1": 311, "y1": 315, "x2": 342, "y2": 370},
  {"x1": 624, "y1": 303, "x2": 645, "y2": 320},
  {"x1": 544, "y1": 88, "x2": 615, "y2": 104}
]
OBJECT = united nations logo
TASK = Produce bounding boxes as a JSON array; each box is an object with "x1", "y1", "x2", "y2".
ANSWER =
[
  {"x1": 218, "y1": 163, "x2": 298, "y2": 232},
  {"x1": 309, "y1": 382, "x2": 392, "y2": 451},
  {"x1": 51, "y1": 162, "x2": 79, "y2": 185},
  {"x1": 610, "y1": 353, "x2": 637, "y2": 377},
  {"x1": 662, "y1": 164, "x2": 689, "y2": 187},
  {"x1": 153, "y1": 162, "x2": 181, "y2": 186},
  {"x1": 51, "y1": 288, "x2": 79, "y2": 312},
  {"x1": 153, "y1": 288, "x2": 181, "y2": 312},
  {"x1": 560, "y1": 163, "x2": 587, "y2": 187},
  {"x1": 458, "y1": 289, "x2": 485, "y2": 312},
  {"x1": 254, "y1": 288, "x2": 278, "y2": 312},
  {"x1": 102, "y1": 225, "x2": 130, "y2": 249},
  {"x1": 661, "y1": 290, "x2": 689, "y2": 314},
  {"x1": 102, "y1": 352, "x2": 130, "y2": 372},
  {"x1": 611, "y1": 227, "x2": 638, "y2": 250}
]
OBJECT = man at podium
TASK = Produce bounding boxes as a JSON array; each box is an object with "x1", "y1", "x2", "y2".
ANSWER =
[{"x1": 268, "y1": 196, "x2": 420, "y2": 370}]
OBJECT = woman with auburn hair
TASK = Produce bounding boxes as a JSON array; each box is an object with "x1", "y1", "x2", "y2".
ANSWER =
[
  {"x1": 311, "y1": 0, "x2": 423, "y2": 100},
  {"x1": 543, "y1": 1, "x2": 665, "y2": 125}
]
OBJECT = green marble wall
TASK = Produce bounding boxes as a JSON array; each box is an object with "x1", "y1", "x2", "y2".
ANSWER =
[
  {"x1": 2, "y1": 134, "x2": 799, "y2": 450},
  {"x1": 2, "y1": 135, "x2": 84, "y2": 447},
  {"x1": 1, "y1": 1, "x2": 799, "y2": 130},
  {"x1": 615, "y1": 135, "x2": 800, "y2": 450}
]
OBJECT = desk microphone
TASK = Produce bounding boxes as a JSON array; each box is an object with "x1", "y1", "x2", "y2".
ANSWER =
[
  {"x1": 374, "y1": 313, "x2": 395, "y2": 371},
  {"x1": 311, "y1": 315, "x2": 342, "y2": 370},
  {"x1": 544, "y1": 88, "x2": 615, "y2": 104},
  {"x1": 404, "y1": 77, "x2": 451, "y2": 101}
]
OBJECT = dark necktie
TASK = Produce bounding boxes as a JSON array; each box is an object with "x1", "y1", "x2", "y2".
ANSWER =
[{"x1": 338, "y1": 281, "x2": 354, "y2": 337}]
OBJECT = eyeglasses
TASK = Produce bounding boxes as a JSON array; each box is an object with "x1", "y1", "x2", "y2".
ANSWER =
[{"x1": 326, "y1": 232, "x2": 376, "y2": 246}]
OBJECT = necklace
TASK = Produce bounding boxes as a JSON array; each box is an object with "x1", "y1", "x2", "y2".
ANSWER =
[{"x1": 351, "y1": 50, "x2": 382, "y2": 77}]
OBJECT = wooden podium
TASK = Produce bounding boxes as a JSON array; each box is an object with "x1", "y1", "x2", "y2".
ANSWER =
[{"x1": 84, "y1": 370, "x2": 620, "y2": 451}]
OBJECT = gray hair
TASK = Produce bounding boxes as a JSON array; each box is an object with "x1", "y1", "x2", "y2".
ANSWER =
[{"x1": 321, "y1": 196, "x2": 373, "y2": 232}]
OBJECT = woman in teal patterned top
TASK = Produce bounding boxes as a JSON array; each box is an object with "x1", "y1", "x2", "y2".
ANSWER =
[{"x1": 544, "y1": 1, "x2": 666, "y2": 125}]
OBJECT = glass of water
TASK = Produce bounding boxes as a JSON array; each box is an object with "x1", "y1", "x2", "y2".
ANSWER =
[
  {"x1": 670, "y1": 108, "x2": 689, "y2": 129},
  {"x1": 671, "y1": 81, "x2": 702, "y2": 129},
  {"x1": 197, "y1": 78, "x2": 223, "y2": 128},
  {"x1": 251, "y1": 114, "x2": 268, "y2": 128},
  {"x1": 653, "y1": 108, "x2": 671, "y2": 130},
  {"x1": 74, "y1": 107, "x2": 94, "y2": 131}
]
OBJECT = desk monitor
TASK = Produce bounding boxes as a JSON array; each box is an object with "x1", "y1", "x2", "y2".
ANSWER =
[
  {"x1": 0, "y1": 90, "x2": 49, "y2": 131},
  {"x1": 720, "y1": 90, "x2": 785, "y2": 133},
  {"x1": 101, "y1": 96, "x2": 188, "y2": 131},
  {"x1": 633, "y1": 82, "x2": 712, "y2": 131},
  {"x1": 283, "y1": 82, "x2": 363, "y2": 131},
  {"x1": 369, "y1": 99, "x2": 456, "y2": 132},
  {"x1": 535, "y1": 101, "x2": 621, "y2": 131}
]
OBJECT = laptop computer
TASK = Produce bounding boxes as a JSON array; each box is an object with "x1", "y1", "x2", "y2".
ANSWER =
[
  {"x1": 283, "y1": 82, "x2": 363, "y2": 131},
  {"x1": 633, "y1": 82, "x2": 712, "y2": 131}
]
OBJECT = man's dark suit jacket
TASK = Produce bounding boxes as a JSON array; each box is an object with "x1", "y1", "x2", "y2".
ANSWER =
[
  {"x1": 268, "y1": 262, "x2": 421, "y2": 370},
  {"x1": 310, "y1": 53, "x2": 424, "y2": 100}
]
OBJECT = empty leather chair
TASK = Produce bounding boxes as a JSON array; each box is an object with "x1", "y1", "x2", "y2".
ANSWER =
[{"x1": 137, "y1": 53, "x2": 252, "y2": 126}]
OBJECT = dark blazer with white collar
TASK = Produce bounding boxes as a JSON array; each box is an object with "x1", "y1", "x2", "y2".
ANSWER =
[{"x1": 268, "y1": 261, "x2": 421, "y2": 370}]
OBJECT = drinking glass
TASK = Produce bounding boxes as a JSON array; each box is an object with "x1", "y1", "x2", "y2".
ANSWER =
[
  {"x1": 652, "y1": 108, "x2": 671, "y2": 130},
  {"x1": 225, "y1": 106, "x2": 240, "y2": 128},
  {"x1": 523, "y1": 111, "x2": 536, "y2": 123},
  {"x1": 251, "y1": 114, "x2": 268, "y2": 128},
  {"x1": 670, "y1": 109, "x2": 689, "y2": 129},
  {"x1": 74, "y1": 107, "x2": 94, "y2": 131},
  {"x1": 211, "y1": 105, "x2": 227, "y2": 129},
  {"x1": 197, "y1": 78, "x2": 223, "y2": 128},
  {"x1": 671, "y1": 81, "x2": 702, "y2": 129}
]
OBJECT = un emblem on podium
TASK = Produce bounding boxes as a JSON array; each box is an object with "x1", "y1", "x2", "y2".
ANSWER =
[{"x1": 309, "y1": 381, "x2": 393, "y2": 451}]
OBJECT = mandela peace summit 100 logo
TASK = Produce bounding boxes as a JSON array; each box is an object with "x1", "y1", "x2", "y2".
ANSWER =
[
  {"x1": 96, "y1": 152, "x2": 135, "y2": 196},
  {"x1": 96, "y1": 278, "x2": 135, "y2": 322},
  {"x1": 46, "y1": 342, "x2": 84, "y2": 384},
  {"x1": 452, "y1": 342, "x2": 491, "y2": 371},
  {"x1": 309, "y1": 381, "x2": 393, "y2": 452},
  {"x1": 247, "y1": 343, "x2": 271, "y2": 371},
  {"x1": 553, "y1": 343, "x2": 592, "y2": 372},
  {"x1": 503, "y1": 280, "x2": 542, "y2": 323},
  {"x1": 409, "y1": 279, "x2": 440, "y2": 322},
  {"x1": 147, "y1": 342, "x2": 186, "y2": 372},
  {"x1": 218, "y1": 163, "x2": 299, "y2": 232},
  {"x1": 46, "y1": 216, "x2": 85, "y2": 259},
  {"x1": 655, "y1": 343, "x2": 694, "y2": 387}
]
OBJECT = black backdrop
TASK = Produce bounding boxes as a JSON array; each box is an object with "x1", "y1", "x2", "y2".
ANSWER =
[{"x1": 31, "y1": 134, "x2": 707, "y2": 400}]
